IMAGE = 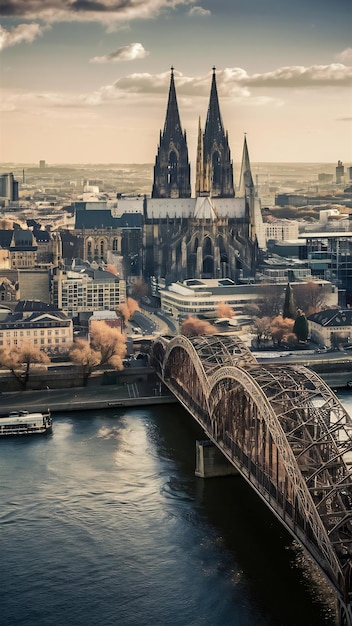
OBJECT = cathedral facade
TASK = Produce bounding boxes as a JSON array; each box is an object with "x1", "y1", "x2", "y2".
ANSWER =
[
  {"x1": 143, "y1": 67, "x2": 260, "y2": 284},
  {"x1": 70, "y1": 68, "x2": 261, "y2": 286}
]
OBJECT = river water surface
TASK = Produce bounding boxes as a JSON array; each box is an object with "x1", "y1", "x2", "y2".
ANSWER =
[{"x1": 1, "y1": 392, "x2": 352, "y2": 626}]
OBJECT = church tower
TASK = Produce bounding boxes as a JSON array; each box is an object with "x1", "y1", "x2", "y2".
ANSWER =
[
  {"x1": 196, "y1": 67, "x2": 235, "y2": 198},
  {"x1": 152, "y1": 68, "x2": 191, "y2": 199}
]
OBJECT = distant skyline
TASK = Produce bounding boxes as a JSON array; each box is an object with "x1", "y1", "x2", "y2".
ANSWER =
[{"x1": 1, "y1": 0, "x2": 352, "y2": 166}]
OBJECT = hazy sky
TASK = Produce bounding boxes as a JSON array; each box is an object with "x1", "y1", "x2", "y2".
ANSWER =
[{"x1": 1, "y1": 0, "x2": 351, "y2": 165}]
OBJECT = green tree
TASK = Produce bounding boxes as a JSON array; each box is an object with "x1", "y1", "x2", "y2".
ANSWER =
[
  {"x1": 293, "y1": 310, "x2": 309, "y2": 342},
  {"x1": 283, "y1": 283, "x2": 296, "y2": 320}
]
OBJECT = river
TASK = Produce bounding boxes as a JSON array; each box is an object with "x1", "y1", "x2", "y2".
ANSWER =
[{"x1": 1, "y1": 392, "x2": 352, "y2": 626}]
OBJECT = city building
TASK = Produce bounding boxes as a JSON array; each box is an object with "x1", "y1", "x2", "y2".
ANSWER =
[
  {"x1": 0, "y1": 301, "x2": 73, "y2": 352},
  {"x1": 0, "y1": 173, "x2": 19, "y2": 204},
  {"x1": 89, "y1": 310, "x2": 123, "y2": 332},
  {"x1": 160, "y1": 278, "x2": 337, "y2": 320},
  {"x1": 0, "y1": 227, "x2": 62, "y2": 270},
  {"x1": 265, "y1": 219, "x2": 299, "y2": 243},
  {"x1": 336, "y1": 160, "x2": 345, "y2": 184},
  {"x1": 298, "y1": 231, "x2": 352, "y2": 305},
  {"x1": 308, "y1": 309, "x2": 352, "y2": 348},
  {"x1": 51, "y1": 266, "x2": 126, "y2": 317}
]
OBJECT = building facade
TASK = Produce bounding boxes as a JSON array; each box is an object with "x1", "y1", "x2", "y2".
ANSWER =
[
  {"x1": 51, "y1": 267, "x2": 126, "y2": 317},
  {"x1": 308, "y1": 309, "x2": 352, "y2": 348},
  {"x1": 0, "y1": 301, "x2": 73, "y2": 352}
]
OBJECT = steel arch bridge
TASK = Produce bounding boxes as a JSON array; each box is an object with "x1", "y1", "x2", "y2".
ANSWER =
[{"x1": 151, "y1": 333, "x2": 352, "y2": 625}]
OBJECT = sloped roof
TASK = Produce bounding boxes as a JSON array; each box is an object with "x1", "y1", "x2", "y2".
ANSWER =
[
  {"x1": 194, "y1": 196, "x2": 218, "y2": 220},
  {"x1": 75, "y1": 209, "x2": 142, "y2": 229},
  {"x1": 14, "y1": 300, "x2": 59, "y2": 313},
  {"x1": 308, "y1": 309, "x2": 352, "y2": 327},
  {"x1": 33, "y1": 228, "x2": 50, "y2": 242}
]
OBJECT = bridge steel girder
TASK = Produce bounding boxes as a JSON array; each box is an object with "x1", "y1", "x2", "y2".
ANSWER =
[{"x1": 151, "y1": 334, "x2": 352, "y2": 624}]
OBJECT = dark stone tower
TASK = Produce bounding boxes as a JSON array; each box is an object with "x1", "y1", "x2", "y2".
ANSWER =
[
  {"x1": 152, "y1": 67, "x2": 191, "y2": 199},
  {"x1": 238, "y1": 134, "x2": 256, "y2": 242},
  {"x1": 196, "y1": 67, "x2": 235, "y2": 198}
]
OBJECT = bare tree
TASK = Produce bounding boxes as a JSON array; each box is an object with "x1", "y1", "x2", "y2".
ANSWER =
[
  {"x1": 181, "y1": 316, "x2": 215, "y2": 337},
  {"x1": 118, "y1": 297, "x2": 140, "y2": 325},
  {"x1": 0, "y1": 343, "x2": 50, "y2": 390},
  {"x1": 131, "y1": 279, "x2": 149, "y2": 301},
  {"x1": 255, "y1": 285, "x2": 284, "y2": 318},
  {"x1": 89, "y1": 321, "x2": 127, "y2": 369},
  {"x1": 253, "y1": 316, "x2": 272, "y2": 346},
  {"x1": 68, "y1": 338, "x2": 101, "y2": 384},
  {"x1": 293, "y1": 282, "x2": 330, "y2": 315},
  {"x1": 270, "y1": 315, "x2": 295, "y2": 346},
  {"x1": 217, "y1": 303, "x2": 235, "y2": 319},
  {"x1": 106, "y1": 264, "x2": 119, "y2": 276},
  {"x1": 242, "y1": 302, "x2": 261, "y2": 317}
]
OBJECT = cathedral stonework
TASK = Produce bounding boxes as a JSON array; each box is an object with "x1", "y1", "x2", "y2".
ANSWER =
[
  {"x1": 71, "y1": 68, "x2": 261, "y2": 285},
  {"x1": 144, "y1": 67, "x2": 259, "y2": 284}
]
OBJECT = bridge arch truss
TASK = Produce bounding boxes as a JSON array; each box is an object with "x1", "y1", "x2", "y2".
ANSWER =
[{"x1": 152, "y1": 334, "x2": 352, "y2": 623}]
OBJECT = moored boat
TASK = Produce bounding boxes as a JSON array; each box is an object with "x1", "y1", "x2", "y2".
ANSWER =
[{"x1": 0, "y1": 410, "x2": 52, "y2": 437}]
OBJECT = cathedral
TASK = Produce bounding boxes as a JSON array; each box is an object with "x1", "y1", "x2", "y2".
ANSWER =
[
  {"x1": 143, "y1": 67, "x2": 260, "y2": 283},
  {"x1": 71, "y1": 67, "x2": 262, "y2": 285}
]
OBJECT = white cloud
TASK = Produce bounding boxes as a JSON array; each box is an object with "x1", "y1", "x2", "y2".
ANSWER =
[
  {"x1": 90, "y1": 42, "x2": 149, "y2": 63},
  {"x1": 245, "y1": 64, "x2": 352, "y2": 88},
  {"x1": 2, "y1": 63, "x2": 350, "y2": 116},
  {"x1": 0, "y1": 0, "x2": 197, "y2": 26},
  {"x1": 188, "y1": 6, "x2": 211, "y2": 17},
  {"x1": 336, "y1": 48, "x2": 352, "y2": 64},
  {"x1": 0, "y1": 23, "x2": 43, "y2": 50}
]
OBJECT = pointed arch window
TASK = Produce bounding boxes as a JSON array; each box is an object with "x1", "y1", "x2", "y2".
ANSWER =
[
  {"x1": 203, "y1": 236, "x2": 213, "y2": 257},
  {"x1": 167, "y1": 151, "x2": 178, "y2": 186},
  {"x1": 212, "y1": 151, "x2": 221, "y2": 186}
]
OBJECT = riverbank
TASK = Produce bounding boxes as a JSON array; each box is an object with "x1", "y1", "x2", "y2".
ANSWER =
[{"x1": 0, "y1": 377, "x2": 177, "y2": 416}]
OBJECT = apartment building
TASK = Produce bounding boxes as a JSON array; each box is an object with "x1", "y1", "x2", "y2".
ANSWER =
[
  {"x1": 52, "y1": 267, "x2": 126, "y2": 317},
  {"x1": 0, "y1": 301, "x2": 73, "y2": 352}
]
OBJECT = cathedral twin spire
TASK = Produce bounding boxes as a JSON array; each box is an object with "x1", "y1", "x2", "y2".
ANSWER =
[
  {"x1": 152, "y1": 67, "x2": 251, "y2": 200},
  {"x1": 152, "y1": 67, "x2": 191, "y2": 199}
]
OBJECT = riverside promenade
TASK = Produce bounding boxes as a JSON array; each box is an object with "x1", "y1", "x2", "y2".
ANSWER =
[{"x1": 0, "y1": 378, "x2": 177, "y2": 416}]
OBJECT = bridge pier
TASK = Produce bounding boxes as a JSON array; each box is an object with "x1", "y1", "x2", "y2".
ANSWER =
[{"x1": 195, "y1": 440, "x2": 239, "y2": 478}]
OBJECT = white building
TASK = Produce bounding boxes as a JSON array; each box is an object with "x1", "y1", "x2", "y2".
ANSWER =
[
  {"x1": 308, "y1": 309, "x2": 352, "y2": 348},
  {"x1": 160, "y1": 278, "x2": 338, "y2": 320},
  {"x1": 0, "y1": 302, "x2": 73, "y2": 352},
  {"x1": 52, "y1": 268, "x2": 126, "y2": 317},
  {"x1": 265, "y1": 219, "x2": 299, "y2": 242}
]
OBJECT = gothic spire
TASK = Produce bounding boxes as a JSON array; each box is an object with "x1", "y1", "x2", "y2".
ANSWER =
[
  {"x1": 151, "y1": 68, "x2": 191, "y2": 199},
  {"x1": 162, "y1": 66, "x2": 183, "y2": 143},
  {"x1": 204, "y1": 67, "x2": 225, "y2": 144},
  {"x1": 238, "y1": 133, "x2": 254, "y2": 195},
  {"x1": 202, "y1": 67, "x2": 234, "y2": 198}
]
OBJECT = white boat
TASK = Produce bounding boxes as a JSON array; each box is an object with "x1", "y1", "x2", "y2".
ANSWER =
[{"x1": 0, "y1": 410, "x2": 52, "y2": 437}]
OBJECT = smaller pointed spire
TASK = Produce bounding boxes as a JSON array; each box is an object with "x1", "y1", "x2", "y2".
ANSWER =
[{"x1": 238, "y1": 133, "x2": 254, "y2": 195}]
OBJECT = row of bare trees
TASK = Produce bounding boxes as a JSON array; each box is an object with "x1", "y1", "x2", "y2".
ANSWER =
[{"x1": 0, "y1": 296, "x2": 144, "y2": 390}]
